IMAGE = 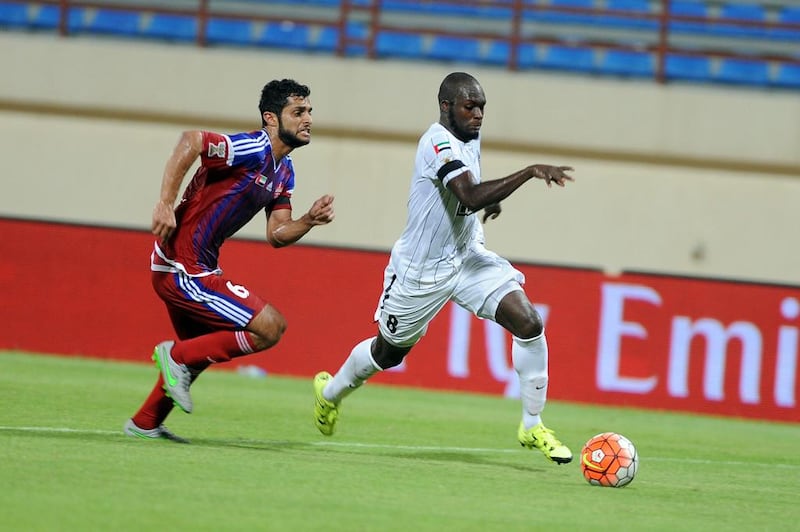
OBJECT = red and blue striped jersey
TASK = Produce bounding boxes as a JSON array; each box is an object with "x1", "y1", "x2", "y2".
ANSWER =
[{"x1": 156, "y1": 129, "x2": 295, "y2": 276}]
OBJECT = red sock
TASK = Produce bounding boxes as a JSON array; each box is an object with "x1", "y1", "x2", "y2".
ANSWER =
[
  {"x1": 171, "y1": 330, "x2": 256, "y2": 367},
  {"x1": 132, "y1": 375, "x2": 174, "y2": 429},
  {"x1": 132, "y1": 366, "x2": 208, "y2": 429}
]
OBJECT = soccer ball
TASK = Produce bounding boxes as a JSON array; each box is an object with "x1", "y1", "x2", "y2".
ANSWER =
[{"x1": 580, "y1": 432, "x2": 639, "y2": 487}]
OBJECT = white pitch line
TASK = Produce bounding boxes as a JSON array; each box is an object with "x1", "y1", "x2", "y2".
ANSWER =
[{"x1": 1, "y1": 425, "x2": 798, "y2": 470}]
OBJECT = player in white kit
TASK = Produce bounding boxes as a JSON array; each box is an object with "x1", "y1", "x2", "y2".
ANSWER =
[{"x1": 314, "y1": 72, "x2": 575, "y2": 463}]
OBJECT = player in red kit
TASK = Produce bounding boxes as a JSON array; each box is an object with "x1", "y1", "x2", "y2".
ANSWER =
[{"x1": 124, "y1": 79, "x2": 334, "y2": 442}]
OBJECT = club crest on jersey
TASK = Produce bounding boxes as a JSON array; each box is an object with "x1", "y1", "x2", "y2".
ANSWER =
[{"x1": 208, "y1": 141, "x2": 226, "y2": 158}]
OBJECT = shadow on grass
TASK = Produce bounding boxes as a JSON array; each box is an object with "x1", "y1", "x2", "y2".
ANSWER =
[{"x1": 1, "y1": 426, "x2": 557, "y2": 473}]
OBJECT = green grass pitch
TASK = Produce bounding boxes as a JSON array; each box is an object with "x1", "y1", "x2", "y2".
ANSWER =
[{"x1": 1, "y1": 351, "x2": 798, "y2": 531}]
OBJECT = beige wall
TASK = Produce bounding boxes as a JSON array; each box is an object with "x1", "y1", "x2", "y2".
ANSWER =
[{"x1": 1, "y1": 32, "x2": 799, "y2": 284}]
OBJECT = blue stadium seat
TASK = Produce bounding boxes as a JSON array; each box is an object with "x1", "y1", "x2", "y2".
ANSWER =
[
  {"x1": 774, "y1": 63, "x2": 800, "y2": 88},
  {"x1": 143, "y1": 14, "x2": 198, "y2": 42},
  {"x1": 84, "y1": 9, "x2": 142, "y2": 37},
  {"x1": 540, "y1": 45, "x2": 596, "y2": 73},
  {"x1": 375, "y1": 31, "x2": 425, "y2": 59},
  {"x1": 665, "y1": 54, "x2": 712, "y2": 81},
  {"x1": 305, "y1": 24, "x2": 364, "y2": 54},
  {"x1": 602, "y1": 49, "x2": 654, "y2": 77},
  {"x1": 424, "y1": 3, "x2": 481, "y2": 17},
  {"x1": 668, "y1": 0, "x2": 708, "y2": 34},
  {"x1": 338, "y1": 21, "x2": 369, "y2": 56},
  {"x1": 711, "y1": 4, "x2": 767, "y2": 38},
  {"x1": 312, "y1": 26, "x2": 339, "y2": 52},
  {"x1": 771, "y1": 7, "x2": 800, "y2": 41},
  {"x1": 602, "y1": 0, "x2": 656, "y2": 29},
  {"x1": 427, "y1": 35, "x2": 482, "y2": 63},
  {"x1": 312, "y1": 25, "x2": 338, "y2": 52},
  {"x1": 381, "y1": 1, "x2": 421, "y2": 14},
  {"x1": 30, "y1": 5, "x2": 85, "y2": 32},
  {"x1": 715, "y1": 58, "x2": 770, "y2": 86},
  {"x1": 517, "y1": 43, "x2": 540, "y2": 69},
  {"x1": 257, "y1": 21, "x2": 311, "y2": 49},
  {"x1": 206, "y1": 18, "x2": 255, "y2": 46},
  {"x1": 533, "y1": 0, "x2": 598, "y2": 25},
  {"x1": 484, "y1": 40, "x2": 511, "y2": 66},
  {"x1": 478, "y1": 4, "x2": 512, "y2": 20},
  {"x1": 0, "y1": 2, "x2": 28, "y2": 28}
]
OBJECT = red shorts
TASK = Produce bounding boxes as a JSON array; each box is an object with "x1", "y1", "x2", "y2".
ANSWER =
[{"x1": 151, "y1": 270, "x2": 267, "y2": 340}]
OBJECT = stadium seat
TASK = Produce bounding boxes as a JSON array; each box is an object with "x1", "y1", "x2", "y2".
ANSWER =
[
  {"x1": 539, "y1": 45, "x2": 596, "y2": 73},
  {"x1": 602, "y1": 0, "x2": 657, "y2": 30},
  {"x1": 771, "y1": 7, "x2": 800, "y2": 41},
  {"x1": 602, "y1": 49, "x2": 654, "y2": 77},
  {"x1": 484, "y1": 40, "x2": 511, "y2": 66},
  {"x1": 668, "y1": 0, "x2": 708, "y2": 34},
  {"x1": 305, "y1": 24, "x2": 365, "y2": 54},
  {"x1": 257, "y1": 21, "x2": 311, "y2": 49},
  {"x1": 311, "y1": 25, "x2": 337, "y2": 52},
  {"x1": 30, "y1": 5, "x2": 85, "y2": 32},
  {"x1": 427, "y1": 35, "x2": 482, "y2": 63},
  {"x1": 424, "y1": 3, "x2": 480, "y2": 17},
  {"x1": 143, "y1": 14, "x2": 198, "y2": 42},
  {"x1": 517, "y1": 43, "x2": 540, "y2": 69},
  {"x1": 715, "y1": 57, "x2": 770, "y2": 86},
  {"x1": 534, "y1": 0, "x2": 598, "y2": 25},
  {"x1": 335, "y1": 21, "x2": 369, "y2": 56},
  {"x1": 774, "y1": 63, "x2": 800, "y2": 88},
  {"x1": 206, "y1": 18, "x2": 255, "y2": 46},
  {"x1": 478, "y1": 4, "x2": 513, "y2": 20},
  {"x1": 0, "y1": 2, "x2": 28, "y2": 29},
  {"x1": 381, "y1": 1, "x2": 421, "y2": 14},
  {"x1": 711, "y1": 4, "x2": 767, "y2": 38},
  {"x1": 84, "y1": 9, "x2": 142, "y2": 37},
  {"x1": 665, "y1": 54, "x2": 712, "y2": 81},
  {"x1": 375, "y1": 31, "x2": 425, "y2": 59}
]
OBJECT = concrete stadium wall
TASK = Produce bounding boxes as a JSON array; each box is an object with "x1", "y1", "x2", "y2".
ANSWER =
[{"x1": 1, "y1": 32, "x2": 798, "y2": 285}]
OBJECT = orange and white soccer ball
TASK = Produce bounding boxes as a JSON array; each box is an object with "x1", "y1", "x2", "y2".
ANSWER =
[{"x1": 580, "y1": 432, "x2": 639, "y2": 487}]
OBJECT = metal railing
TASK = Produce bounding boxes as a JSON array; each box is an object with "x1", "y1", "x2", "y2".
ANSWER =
[{"x1": 18, "y1": 0, "x2": 800, "y2": 85}]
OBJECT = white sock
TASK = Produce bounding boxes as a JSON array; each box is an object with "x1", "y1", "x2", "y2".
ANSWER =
[
  {"x1": 512, "y1": 333, "x2": 549, "y2": 430},
  {"x1": 324, "y1": 337, "x2": 381, "y2": 404}
]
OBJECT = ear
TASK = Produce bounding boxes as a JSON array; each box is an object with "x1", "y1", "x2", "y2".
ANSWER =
[
  {"x1": 263, "y1": 111, "x2": 278, "y2": 128},
  {"x1": 439, "y1": 100, "x2": 449, "y2": 113}
]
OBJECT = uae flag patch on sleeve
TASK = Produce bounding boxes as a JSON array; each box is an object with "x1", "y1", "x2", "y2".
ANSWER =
[{"x1": 432, "y1": 137, "x2": 451, "y2": 155}]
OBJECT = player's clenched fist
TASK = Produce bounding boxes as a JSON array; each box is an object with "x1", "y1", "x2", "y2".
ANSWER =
[{"x1": 308, "y1": 194, "x2": 335, "y2": 225}]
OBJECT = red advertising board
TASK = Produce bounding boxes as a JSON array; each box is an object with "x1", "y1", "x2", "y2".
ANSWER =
[{"x1": 1, "y1": 218, "x2": 797, "y2": 422}]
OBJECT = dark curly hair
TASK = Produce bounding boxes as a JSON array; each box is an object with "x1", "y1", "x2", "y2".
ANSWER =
[{"x1": 259, "y1": 79, "x2": 311, "y2": 126}]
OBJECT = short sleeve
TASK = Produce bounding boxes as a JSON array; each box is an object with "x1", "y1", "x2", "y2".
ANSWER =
[
  {"x1": 199, "y1": 131, "x2": 234, "y2": 169},
  {"x1": 428, "y1": 130, "x2": 467, "y2": 186},
  {"x1": 271, "y1": 172, "x2": 294, "y2": 211}
]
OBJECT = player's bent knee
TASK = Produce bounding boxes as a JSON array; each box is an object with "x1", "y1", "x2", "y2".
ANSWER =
[
  {"x1": 517, "y1": 316, "x2": 544, "y2": 340},
  {"x1": 248, "y1": 306, "x2": 287, "y2": 350},
  {"x1": 250, "y1": 329, "x2": 283, "y2": 351},
  {"x1": 373, "y1": 335, "x2": 411, "y2": 370}
]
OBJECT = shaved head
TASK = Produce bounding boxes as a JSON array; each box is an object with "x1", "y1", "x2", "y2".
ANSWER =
[{"x1": 437, "y1": 72, "x2": 480, "y2": 105}]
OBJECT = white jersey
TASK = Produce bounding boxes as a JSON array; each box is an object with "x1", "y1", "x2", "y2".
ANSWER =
[{"x1": 389, "y1": 122, "x2": 485, "y2": 288}]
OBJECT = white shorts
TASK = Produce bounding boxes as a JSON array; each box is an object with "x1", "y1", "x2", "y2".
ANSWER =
[{"x1": 374, "y1": 246, "x2": 525, "y2": 347}]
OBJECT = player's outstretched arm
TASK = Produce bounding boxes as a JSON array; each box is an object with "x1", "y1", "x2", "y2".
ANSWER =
[
  {"x1": 152, "y1": 130, "x2": 203, "y2": 241},
  {"x1": 266, "y1": 194, "x2": 335, "y2": 248},
  {"x1": 448, "y1": 164, "x2": 575, "y2": 214}
]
